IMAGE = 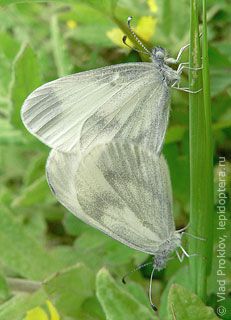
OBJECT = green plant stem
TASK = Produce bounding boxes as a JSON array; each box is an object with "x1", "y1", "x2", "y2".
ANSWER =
[
  {"x1": 188, "y1": 0, "x2": 213, "y2": 302},
  {"x1": 202, "y1": 0, "x2": 214, "y2": 275},
  {"x1": 7, "y1": 277, "x2": 41, "y2": 293}
]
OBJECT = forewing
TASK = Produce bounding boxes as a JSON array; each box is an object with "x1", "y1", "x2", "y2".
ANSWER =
[
  {"x1": 75, "y1": 142, "x2": 175, "y2": 254},
  {"x1": 21, "y1": 63, "x2": 170, "y2": 154}
]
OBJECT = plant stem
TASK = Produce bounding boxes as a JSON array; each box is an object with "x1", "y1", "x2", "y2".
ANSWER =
[
  {"x1": 188, "y1": 0, "x2": 213, "y2": 302},
  {"x1": 202, "y1": 0, "x2": 214, "y2": 275},
  {"x1": 7, "y1": 277, "x2": 41, "y2": 293}
]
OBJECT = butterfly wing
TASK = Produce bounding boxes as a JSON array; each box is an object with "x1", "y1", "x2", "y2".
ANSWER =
[
  {"x1": 46, "y1": 149, "x2": 82, "y2": 216},
  {"x1": 21, "y1": 63, "x2": 171, "y2": 154},
  {"x1": 46, "y1": 142, "x2": 175, "y2": 255}
]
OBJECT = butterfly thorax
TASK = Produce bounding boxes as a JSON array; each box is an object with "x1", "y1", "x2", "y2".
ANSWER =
[
  {"x1": 151, "y1": 46, "x2": 180, "y2": 85},
  {"x1": 153, "y1": 232, "x2": 181, "y2": 271}
]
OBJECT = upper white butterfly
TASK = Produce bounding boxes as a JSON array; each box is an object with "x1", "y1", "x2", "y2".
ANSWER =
[{"x1": 21, "y1": 17, "x2": 185, "y2": 155}]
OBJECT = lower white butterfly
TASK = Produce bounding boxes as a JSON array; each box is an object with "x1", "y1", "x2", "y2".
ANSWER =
[
  {"x1": 46, "y1": 141, "x2": 202, "y2": 311},
  {"x1": 21, "y1": 17, "x2": 201, "y2": 156}
]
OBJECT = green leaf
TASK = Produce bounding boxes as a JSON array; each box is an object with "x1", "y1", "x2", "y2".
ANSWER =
[
  {"x1": 208, "y1": 45, "x2": 231, "y2": 96},
  {"x1": 10, "y1": 44, "x2": 42, "y2": 134},
  {"x1": 12, "y1": 176, "x2": 53, "y2": 207},
  {"x1": 104, "y1": 243, "x2": 136, "y2": 266},
  {"x1": 50, "y1": 15, "x2": 73, "y2": 78},
  {"x1": 81, "y1": 296, "x2": 105, "y2": 320},
  {"x1": 0, "y1": 289, "x2": 47, "y2": 320},
  {"x1": 59, "y1": 4, "x2": 111, "y2": 25},
  {"x1": 167, "y1": 284, "x2": 220, "y2": 320},
  {"x1": 0, "y1": 205, "x2": 61, "y2": 280},
  {"x1": 96, "y1": 268, "x2": 159, "y2": 320},
  {"x1": 188, "y1": 0, "x2": 214, "y2": 303},
  {"x1": 0, "y1": 119, "x2": 26, "y2": 146},
  {"x1": 124, "y1": 281, "x2": 151, "y2": 309},
  {"x1": 159, "y1": 266, "x2": 190, "y2": 320},
  {"x1": 165, "y1": 125, "x2": 187, "y2": 144},
  {"x1": 0, "y1": 32, "x2": 20, "y2": 61},
  {"x1": 24, "y1": 154, "x2": 48, "y2": 186},
  {"x1": 74, "y1": 229, "x2": 143, "y2": 268},
  {"x1": 1, "y1": 0, "x2": 67, "y2": 4},
  {"x1": 43, "y1": 263, "x2": 95, "y2": 317},
  {"x1": 49, "y1": 246, "x2": 82, "y2": 269},
  {"x1": 79, "y1": 0, "x2": 118, "y2": 16},
  {"x1": 1, "y1": 0, "x2": 118, "y2": 14},
  {"x1": 76, "y1": 229, "x2": 108, "y2": 251},
  {"x1": 67, "y1": 23, "x2": 116, "y2": 47},
  {"x1": 63, "y1": 212, "x2": 92, "y2": 236},
  {"x1": 0, "y1": 273, "x2": 10, "y2": 303},
  {"x1": 0, "y1": 32, "x2": 20, "y2": 100}
]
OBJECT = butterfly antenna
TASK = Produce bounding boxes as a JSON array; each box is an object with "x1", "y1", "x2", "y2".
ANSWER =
[
  {"x1": 122, "y1": 35, "x2": 149, "y2": 55},
  {"x1": 149, "y1": 266, "x2": 158, "y2": 311},
  {"x1": 127, "y1": 16, "x2": 152, "y2": 55},
  {"x1": 122, "y1": 261, "x2": 152, "y2": 284}
]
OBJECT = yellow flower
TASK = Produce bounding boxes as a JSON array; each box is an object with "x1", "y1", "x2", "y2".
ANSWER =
[
  {"x1": 23, "y1": 306, "x2": 48, "y2": 320},
  {"x1": 46, "y1": 300, "x2": 60, "y2": 320},
  {"x1": 22, "y1": 300, "x2": 59, "y2": 320},
  {"x1": 147, "y1": 0, "x2": 158, "y2": 13},
  {"x1": 106, "y1": 28, "x2": 132, "y2": 48},
  {"x1": 106, "y1": 16, "x2": 157, "y2": 48},
  {"x1": 136, "y1": 16, "x2": 158, "y2": 42},
  {"x1": 66, "y1": 20, "x2": 77, "y2": 30}
]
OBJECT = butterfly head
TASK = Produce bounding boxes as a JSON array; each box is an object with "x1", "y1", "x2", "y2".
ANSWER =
[{"x1": 151, "y1": 46, "x2": 169, "y2": 64}]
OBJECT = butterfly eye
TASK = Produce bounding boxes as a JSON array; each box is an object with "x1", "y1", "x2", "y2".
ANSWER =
[{"x1": 156, "y1": 51, "x2": 164, "y2": 59}]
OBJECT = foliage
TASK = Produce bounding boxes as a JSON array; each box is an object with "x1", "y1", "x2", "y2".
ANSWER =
[{"x1": 0, "y1": 0, "x2": 230, "y2": 319}]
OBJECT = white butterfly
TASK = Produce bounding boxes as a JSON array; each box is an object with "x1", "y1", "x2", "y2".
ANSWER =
[
  {"x1": 46, "y1": 141, "x2": 201, "y2": 311},
  {"x1": 46, "y1": 141, "x2": 179, "y2": 256},
  {"x1": 21, "y1": 17, "x2": 197, "y2": 156}
]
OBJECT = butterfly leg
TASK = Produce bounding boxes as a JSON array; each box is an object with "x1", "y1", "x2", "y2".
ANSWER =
[
  {"x1": 172, "y1": 63, "x2": 203, "y2": 93},
  {"x1": 177, "y1": 64, "x2": 203, "y2": 74},
  {"x1": 166, "y1": 44, "x2": 190, "y2": 64},
  {"x1": 166, "y1": 33, "x2": 203, "y2": 64},
  {"x1": 171, "y1": 81, "x2": 202, "y2": 94},
  {"x1": 176, "y1": 62, "x2": 189, "y2": 72},
  {"x1": 179, "y1": 245, "x2": 204, "y2": 260},
  {"x1": 175, "y1": 32, "x2": 203, "y2": 63},
  {"x1": 177, "y1": 223, "x2": 190, "y2": 233},
  {"x1": 176, "y1": 249, "x2": 184, "y2": 262},
  {"x1": 181, "y1": 232, "x2": 206, "y2": 241},
  {"x1": 175, "y1": 43, "x2": 190, "y2": 63}
]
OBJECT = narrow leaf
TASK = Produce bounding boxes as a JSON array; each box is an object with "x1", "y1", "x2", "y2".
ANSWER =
[
  {"x1": 50, "y1": 15, "x2": 72, "y2": 78},
  {"x1": 188, "y1": 0, "x2": 213, "y2": 302},
  {"x1": 10, "y1": 44, "x2": 42, "y2": 134}
]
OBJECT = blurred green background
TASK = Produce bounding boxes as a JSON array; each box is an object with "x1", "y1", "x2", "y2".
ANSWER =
[{"x1": 0, "y1": 0, "x2": 230, "y2": 319}]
